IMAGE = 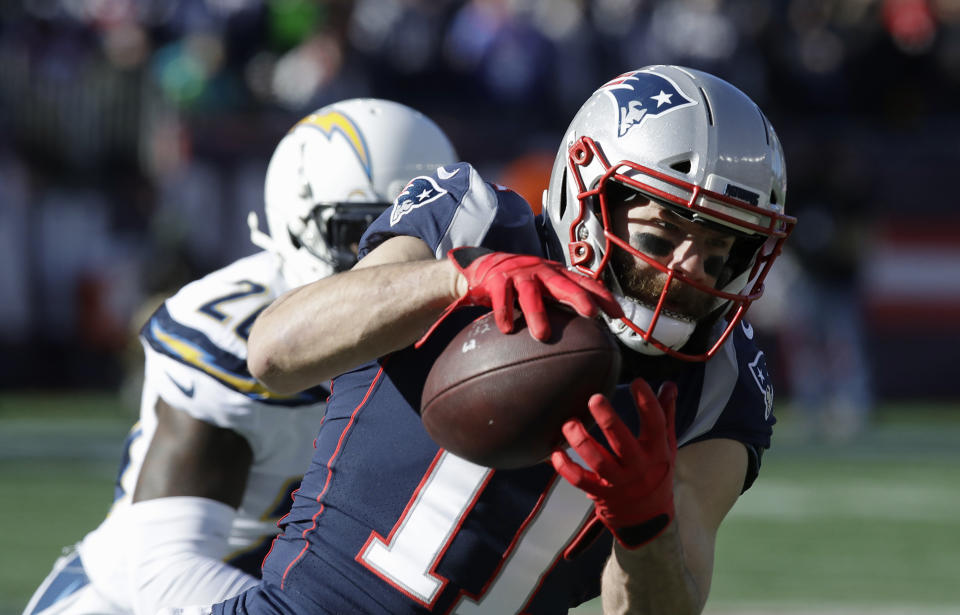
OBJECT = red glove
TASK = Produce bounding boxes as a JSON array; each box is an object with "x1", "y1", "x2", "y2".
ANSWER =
[
  {"x1": 444, "y1": 247, "x2": 622, "y2": 340},
  {"x1": 552, "y1": 379, "x2": 678, "y2": 555}
]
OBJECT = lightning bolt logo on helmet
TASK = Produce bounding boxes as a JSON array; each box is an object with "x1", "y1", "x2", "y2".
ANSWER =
[
  {"x1": 601, "y1": 69, "x2": 697, "y2": 137},
  {"x1": 295, "y1": 111, "x2": 372, "y2": 180}
]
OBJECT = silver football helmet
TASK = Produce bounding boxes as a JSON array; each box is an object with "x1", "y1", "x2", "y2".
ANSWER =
[
  {"x1": 544, "y1": 65, "x2": 795, "y2": 361},
  {"x1": 250, "y1": 98, "x2": 458, "y2": 286}
]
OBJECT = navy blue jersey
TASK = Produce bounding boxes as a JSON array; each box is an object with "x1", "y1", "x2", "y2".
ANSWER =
[{"x1": 214, "y1": 163, "x2": 776, "y2": 615}]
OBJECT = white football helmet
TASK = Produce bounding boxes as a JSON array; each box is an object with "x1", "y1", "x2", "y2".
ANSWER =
[
  {"x1": 250, "y1": 98, "x2": 458, "y2": 286},
  {"x1": 544, "y1": 65, "x2": 796, "y2": 361}
]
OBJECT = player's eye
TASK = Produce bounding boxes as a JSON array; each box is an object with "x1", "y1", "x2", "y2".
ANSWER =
[
  {"x1": 704, "y1": 255, "x2": 726, "y2": 278},
  {"x1": 632, "y1": 232, "x2": 675, "y2": 257},
  {"x1": 652, "y1": 217, "x2": 687, "y2": 236},
  {"x1": 606, "y1": 182, "x2": 643, "y2": 205},
  {"x1": 706, "y1": 236, "x2": 735, "y2": 251}
]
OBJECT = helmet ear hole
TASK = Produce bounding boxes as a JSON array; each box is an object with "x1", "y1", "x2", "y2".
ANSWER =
[{"x1": 670, "y1": 159, "x2": 692, "y2": 174}]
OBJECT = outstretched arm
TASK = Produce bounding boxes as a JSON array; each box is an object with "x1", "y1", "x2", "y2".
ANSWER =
[
  {"x1": 246, "y1": 235, "x2": 460, "y2": 394},
  {"x1": 247, "y1": 236, "x2": 623, "y2": 394},
  {"x1": 552, "y1": 380, "x2": 747, "y2": 614},
  {"x1": 600, "y1": 438, "x2": 746, "y2": 614}
]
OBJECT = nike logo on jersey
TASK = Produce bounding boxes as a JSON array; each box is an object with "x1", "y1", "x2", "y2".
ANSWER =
[
  {"x1": 167, "y1": 373, "x2": 196, "y2": 398},
  {"x1": 436, "y1": 166, "x2": 460, "y2": 180},
  {"x1": 741, "y1": 320, "x2": 754, "y2": 339}
]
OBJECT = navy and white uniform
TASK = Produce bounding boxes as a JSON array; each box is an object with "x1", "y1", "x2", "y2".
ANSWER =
[
  {"x1": 24, "y1": 252, "x2": 328, "y2": 615},
  {"x1": 213, "y1": 163, "x2": 776, "y2": 614}
]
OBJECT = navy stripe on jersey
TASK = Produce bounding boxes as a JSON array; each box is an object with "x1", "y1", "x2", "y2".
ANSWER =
[
  {"x1": 141, "y1": 304, "x2": 327, "y2": 406},
  {"x1": 24, "y1": 550, "x2": 90, "y2": 615}
]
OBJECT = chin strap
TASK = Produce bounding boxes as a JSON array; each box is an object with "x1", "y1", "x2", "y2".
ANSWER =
[{"x1": 601, "y1": 273, "x2": 695, "y2": 355}]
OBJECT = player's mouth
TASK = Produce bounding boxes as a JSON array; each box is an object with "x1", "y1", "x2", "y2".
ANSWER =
[{"x1": 609, "y1": 251, "x2": 714, "y2": 322}]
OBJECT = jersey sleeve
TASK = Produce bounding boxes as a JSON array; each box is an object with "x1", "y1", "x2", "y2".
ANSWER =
[
  {"x1": 679, "y1": 320, "x2": 777, "y2": 492},
  {"x1": 358, "y1": 162, "x2": 541, "y2": 260}
]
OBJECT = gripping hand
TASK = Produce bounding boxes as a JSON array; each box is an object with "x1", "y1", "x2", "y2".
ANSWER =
[
  {"x1": 552, "y1": 379, "x2": 678, "y2": 554},
  {"x1": 445, "y1": 247, "x2": 622, "y2": 340}
]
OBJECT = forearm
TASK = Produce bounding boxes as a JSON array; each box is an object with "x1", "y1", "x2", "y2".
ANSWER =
[
  {"x1": 248, "y1": 257, "x2": 462, "y2": 393},
  {"x1": 601, "y1": 522, "x2": 705, "y2": 615}
]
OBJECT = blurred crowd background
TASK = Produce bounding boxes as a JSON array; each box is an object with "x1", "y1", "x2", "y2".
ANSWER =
[{"x1": 1, "y1": 0, "x2": 958, "y2": 438}]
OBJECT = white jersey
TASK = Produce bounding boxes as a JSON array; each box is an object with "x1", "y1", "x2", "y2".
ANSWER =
[{"x1": 75, "y1": 251, "x2": 327, "y2": 610}]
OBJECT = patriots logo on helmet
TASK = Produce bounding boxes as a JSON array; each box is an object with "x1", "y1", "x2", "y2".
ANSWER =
[
  {"x1": 390, "y1": 175, "x2": 448, "y2": 226},
  {"x1": 748, "y1": 350, "x2": 774, "y2": 419},
  {"x1": 601, "y1": 70, "x2": 696, "y2": 137}
]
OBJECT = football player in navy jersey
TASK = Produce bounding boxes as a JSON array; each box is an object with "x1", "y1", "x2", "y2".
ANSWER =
[
  {"x1": 22, "y1": 100, "x2": 457, "y2": 615},
  {"x1": 215, "y1": 66, "x2": 796, "y2": 615}
]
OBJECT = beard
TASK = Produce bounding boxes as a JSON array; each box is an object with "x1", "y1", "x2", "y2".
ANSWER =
[{"x1": 609, "y1": 247, "x2": 717, "y2": 322}]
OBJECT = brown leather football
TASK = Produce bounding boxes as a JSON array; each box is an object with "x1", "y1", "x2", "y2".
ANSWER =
[{"x1": 421, "y1": 306, "x2": 621, "y2": 469}]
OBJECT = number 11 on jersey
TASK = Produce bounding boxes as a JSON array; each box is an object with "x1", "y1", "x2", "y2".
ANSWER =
[{"x1": 357, "y1": 450, "x2": 595, "y2": 612}]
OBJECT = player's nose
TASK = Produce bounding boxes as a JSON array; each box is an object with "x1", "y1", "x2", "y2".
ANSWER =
[{"x1": 668, "y1": 238, "x2": 712, "y2": 285}]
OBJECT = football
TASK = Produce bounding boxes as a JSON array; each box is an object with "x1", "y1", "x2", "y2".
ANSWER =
[{"x1": 420, "y1": 306, "x2": 621, "y2": 469}]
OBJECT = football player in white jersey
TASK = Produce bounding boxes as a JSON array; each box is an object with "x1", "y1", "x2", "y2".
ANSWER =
[{"x1": 23, "y1": 99, "x2": 457, "y2": 615}]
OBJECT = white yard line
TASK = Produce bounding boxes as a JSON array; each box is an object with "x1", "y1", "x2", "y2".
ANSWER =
[
  {"x1": 574, "y1": 601, "x2": 960, "y2": 615},
  {"x1": 706, "y1": 606, "x2": 960, "y2": 615},
  {"x1": 728, "y1": 479, "x2": 960, "y2": 523}
]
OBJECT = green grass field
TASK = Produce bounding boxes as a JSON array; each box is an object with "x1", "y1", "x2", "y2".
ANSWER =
[{"x1": 3, "y1": 394, "x2": 960, "y2": 615}]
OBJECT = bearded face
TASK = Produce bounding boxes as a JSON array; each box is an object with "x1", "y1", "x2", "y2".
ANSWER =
[
  {"x1": 605, "y1": 185, "x2": 737, "y2": 324},
  {"x1": 609, "y1": 246, "x2": 717, "y2": 322}
]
